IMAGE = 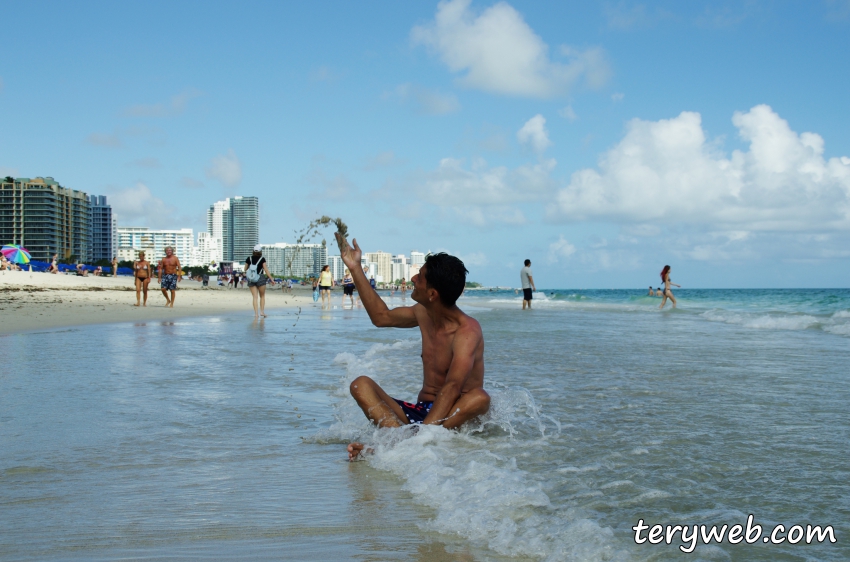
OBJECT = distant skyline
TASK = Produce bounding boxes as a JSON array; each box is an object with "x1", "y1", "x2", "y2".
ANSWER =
[{"x1": 2, "y1": 0, "x2": 849, "y2": 288}]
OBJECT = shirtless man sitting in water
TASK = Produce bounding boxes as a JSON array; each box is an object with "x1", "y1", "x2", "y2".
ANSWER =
[{"x1": 335, "y1": 233, "x2": 490, "y2": 461}]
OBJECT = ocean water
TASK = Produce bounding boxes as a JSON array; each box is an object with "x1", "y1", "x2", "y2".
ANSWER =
[{"x1": 1, "y1": 289, "x2": 848, "y2": 561}]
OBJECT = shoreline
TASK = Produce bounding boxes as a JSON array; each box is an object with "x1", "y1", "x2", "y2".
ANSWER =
[{"x1": 0, "y1": 271, "x2": 315, "y2": 335}]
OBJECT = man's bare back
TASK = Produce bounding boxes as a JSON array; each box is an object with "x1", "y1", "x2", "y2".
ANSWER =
[{"x1": 335, "y1": 233, "x2": 489, "y2": 461}]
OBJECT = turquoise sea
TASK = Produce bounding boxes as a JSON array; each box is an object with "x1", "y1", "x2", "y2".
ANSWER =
[{"x1": 1, "y1": 289, "x2": 848, "y2": 561}]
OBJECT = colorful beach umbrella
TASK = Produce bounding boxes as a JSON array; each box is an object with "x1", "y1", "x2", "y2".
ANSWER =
[{"x1": 1, "y1": 245, "x2": 32, "y2": 264}]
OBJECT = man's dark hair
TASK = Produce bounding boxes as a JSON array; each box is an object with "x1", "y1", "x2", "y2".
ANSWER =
[
  {"x1": 422, "y1": 253, "x2": 467, "y2": 307},
  {"x1": 524, "y1": 259, "x2": 531, "y2": 266}
]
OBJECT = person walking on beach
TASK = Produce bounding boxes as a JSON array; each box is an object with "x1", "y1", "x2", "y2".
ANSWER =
[
  {"x1": 342, "y1": 268, "x2": 355, "y2": 307},
  {"x1": 520, "y1": 259, "x2": 536, "y2": 310},
  {"x1": 134, "y1": 251, "x2": 151, "y2": 306},
  {"x1": 318, "y1": 264, "x2": 333, "y2": 309},
  {"x1": 112, "y1": 256, "x2": 118, "y2": 277},
  {"x1": 659, "y1": 265, "x2": 681, "y2": 309},
  {"x1": 334, "y1": 233, "x2": 490, "y2": 461},
  {"x1": 245, "y1": 245, "x2": 274, "y2": 318},
  {"x1": 158, "y1": 246, "x2": 181, "y2": 308}
]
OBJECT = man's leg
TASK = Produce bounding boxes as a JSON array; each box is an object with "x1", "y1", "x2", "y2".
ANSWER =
[
  {"x1": 349, "y1": 375, "x2": 408, "y2": 428},
  {"x1": 440, "y1": 388, "x2": 491, "y2": 430},
  {"x1": 161, "y1": 286, "x2": 170, "y2": 305},
  {"x1": 170, "y1": 289, "x2": 176, "y2": 307}
]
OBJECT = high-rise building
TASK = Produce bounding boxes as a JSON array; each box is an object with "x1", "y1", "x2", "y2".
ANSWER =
[
  {"x1": 89, "y1": 195, "x2": 116, "y2": 262},
  {"x1": 191, "y1": 232, "x2": 222, "y2": 266},
  {"x1": 260, "y1": 242, "x2": 327, "y2": 278},
  {"x1": 206, "y1": 196, "x2": 259, "y2": 262},
  {"x1": 0, "y1": 176, "x2": 91, "y2": 262},
  {"x1": 328, "y1": 255, "x2": 345, "y2": 281},
  {"x1": 364, "y1": 251, "x2": 392, "y2": 283},
  {"x1": 116, "y1": 227, "x2": 194, "y2": 265},
  {"x1": 391, "y1": 254, "x2": 409, "y2": 283},
  {"x1": 410, "y1": 251, "x2": 426, "y2": 266}
]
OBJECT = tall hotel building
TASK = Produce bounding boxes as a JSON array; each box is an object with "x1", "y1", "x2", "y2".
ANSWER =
[
  {"x1": 89, "y1": 195, "x2": 116, "y2": 262},
  {"x1": 0, "y1": 176, "x2": 91, "y2": 262},
  {"x1": 364, "y1": 251, "x2": 393, "y2": 284},
  {"x1": 207, "y1": 196, "x2": 259, "y2": 262}
]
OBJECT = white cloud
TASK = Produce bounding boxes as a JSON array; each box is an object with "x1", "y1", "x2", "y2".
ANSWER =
[
  {"x1": 310, "y1": 65, "x2": 343, "y2": 82},
  {"x1": 307, "y1": 168, "x2": 356, "y2": 200},
  {"x1": 125, "y1": 89, "x2": 202, "y2": 118},
  {"x1": 126, "y1": 157, "x2": 161, "y2": 168},
  {"x1": 412, "y1": 0, "x2": 610, "y2": 98},
  {"x1": 86, "y1": 132, "x2": 123, "y2": 148},
  {"x1": 108, "y1": 183, "x2": 179, "y2": 228},
  {"x1": 180, "y1": 177, "x2": 204, "y2": 189},
  {"x1": 547, "y1": 235, "x2": 576, "y2": 264},
  {"x1": 205, "y1": 150, "x2": 242, "y2": 188},
  {"x1": 459, "y1": 251, "x2": 488, "y2": 266},
  {"x1": 611, "y1": 92, "x2": 625, "y2": 102},
  {"x1": 387, "y1": 156, "x2": 556, "y2": 226},
  {"x1": 392, "y1": 83, "x2": 460, "y2": 115},
  {"x1": 363, "y1": 150, "x2": 404, "y2": 171},
  {"x1": 550, "y1": 105, "x2": 850, "y2": 233},
  {"x1": 517, "y1": 114, "x2": 551, "y2": 153},
  {"x1": 558, "y1": 105, "x2": 578, "y2": 121}
]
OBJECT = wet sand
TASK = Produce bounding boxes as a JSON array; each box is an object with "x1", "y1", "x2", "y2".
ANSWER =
[{"x1": 0, "y1": 270, "x2": 314, "y2": 334}]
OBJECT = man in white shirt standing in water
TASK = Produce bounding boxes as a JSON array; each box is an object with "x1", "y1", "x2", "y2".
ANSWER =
[{"x1": 520, "y1": 259, "x2": 536, "y2": 310}]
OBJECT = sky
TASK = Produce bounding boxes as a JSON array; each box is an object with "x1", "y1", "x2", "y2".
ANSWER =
[{"x1": 2, "y1": 0, "x2": 849, "y2": 288}]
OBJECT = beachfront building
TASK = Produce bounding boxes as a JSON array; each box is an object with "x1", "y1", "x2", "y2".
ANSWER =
[
  {"x1": 0, "y1": 176, "x2": 91, "y2": 262},
  {"x1": 391, "y1": 254, "x2": 410, "y2": 284},
  {"x1": 191, "y1": 232, "x2": 222, "y2": 267},
  {"x1": 364, "y1": 251, "x2": 392, "y2": 284},
  {"x1": 410, "y1": 251, "x2": 425, "y2": 266},
  {"x1": 89, "y1": 195, "x2": 116, "y2": 262},
  {"x1": 116, "y1": 227, "x2": 194, "y2": 265},
  {"x1": 260, "y1": 242, "x2": 327, "y2": 278},
  {"x1": 206, "y1": 196, "x2": 259, "y2": 262},
  {"x1": 328, "y1": 255, "x2": 345, "y2": 281},
  {"x1": 360, "y1": 258, "x2": 381, "y2": 283}
]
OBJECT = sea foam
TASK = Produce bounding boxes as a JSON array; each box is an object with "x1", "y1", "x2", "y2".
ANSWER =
[{"x1": 310, "y1": 340, "x2": 627, "y2": 561}]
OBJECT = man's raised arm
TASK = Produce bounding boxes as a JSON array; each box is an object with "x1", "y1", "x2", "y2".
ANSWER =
[{"x1": 335, "y1": 233, "x2": 417, "y2": 328}]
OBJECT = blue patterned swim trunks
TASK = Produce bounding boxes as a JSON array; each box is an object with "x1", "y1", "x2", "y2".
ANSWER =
[{"x1": 161, "y1": 273, "x2": 178, "y2": 290}]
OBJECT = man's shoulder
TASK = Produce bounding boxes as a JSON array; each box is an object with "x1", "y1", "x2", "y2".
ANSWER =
[{"x1": 456, "y1": 311, "x2": 483, "y2": 337}]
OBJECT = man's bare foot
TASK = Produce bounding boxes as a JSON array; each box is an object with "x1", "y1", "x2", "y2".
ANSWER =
[
  {"x1": 347, "y1": 442, "x2": 373, "y2": 462},
  {"x1": 134, "y1": 303, "x2": 140, "y2": 307},
  {"x1": 260, "y1": 312, "x2": 267, "y2": 317},
  {"x1": 165, "y1": 300, "x2": 171, "y2": 307}
]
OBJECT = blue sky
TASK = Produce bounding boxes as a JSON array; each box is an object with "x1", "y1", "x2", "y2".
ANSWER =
[{"x1": 2, "y1": 0, "x2": 849, "y2": 288}]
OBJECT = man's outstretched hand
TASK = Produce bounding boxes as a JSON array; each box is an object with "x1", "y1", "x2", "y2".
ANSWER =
[{"x1": 335, "y1": 232, "x2": 362, "y2": 269}]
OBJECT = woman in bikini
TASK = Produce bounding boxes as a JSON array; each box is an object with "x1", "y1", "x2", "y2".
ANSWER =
[
  {"x1": 659, "y1": 265, "x2": 681, "y2": 309},
  {"x1": 134, "y1": 251, "x2": 151, "y2": 306}
]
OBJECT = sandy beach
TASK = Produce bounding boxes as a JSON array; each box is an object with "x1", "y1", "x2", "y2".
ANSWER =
[{"x1": 0, "y1": 270, "x2": 314, "y2": 334}]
